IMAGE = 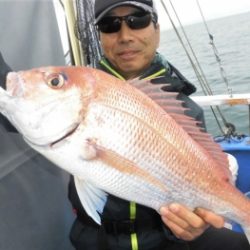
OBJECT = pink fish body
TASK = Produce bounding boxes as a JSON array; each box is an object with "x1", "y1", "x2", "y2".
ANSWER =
[{"x1": 0, "y1": 66, "x2": 249, "y2": 243}]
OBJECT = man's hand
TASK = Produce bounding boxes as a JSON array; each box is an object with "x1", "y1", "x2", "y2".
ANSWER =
[{"x1": 160, "y1": 204, "x2": 225, "y2": 241}]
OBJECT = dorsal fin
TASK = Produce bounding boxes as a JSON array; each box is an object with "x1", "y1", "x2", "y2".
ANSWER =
[{"x1": 129, "y1": 78, "x2": 232, "y2": 182}]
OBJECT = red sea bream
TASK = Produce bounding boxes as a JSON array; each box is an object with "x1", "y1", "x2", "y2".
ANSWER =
[{"x1": 0, "y1": 66, "x2": 249, "y2": 243}]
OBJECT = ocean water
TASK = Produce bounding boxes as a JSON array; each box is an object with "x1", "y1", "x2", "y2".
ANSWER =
[{"x1": 158, "y1": 12, "x2": 250, "y2": 136}]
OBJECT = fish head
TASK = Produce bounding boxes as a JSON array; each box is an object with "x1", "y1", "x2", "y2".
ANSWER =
[{"x1": 0, "y1": 66, "x2": 95, "y2": 147}]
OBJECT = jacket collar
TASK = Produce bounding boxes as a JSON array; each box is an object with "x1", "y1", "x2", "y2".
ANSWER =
[
  {"x1": 98, "y1": 53, "x2": 196, "y2": 95},
  {"x1": 98, "y1": 53, "x2": 167, "y2": 81}
]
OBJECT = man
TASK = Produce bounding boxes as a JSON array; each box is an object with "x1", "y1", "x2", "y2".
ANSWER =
[{"x1": 68, "y1": 0, "x2": 249, "y2": 250}]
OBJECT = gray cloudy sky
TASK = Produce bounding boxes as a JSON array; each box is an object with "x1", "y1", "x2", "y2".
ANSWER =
[{"x1": 156, "y1": 0, "x2": 250, "y2": 30}]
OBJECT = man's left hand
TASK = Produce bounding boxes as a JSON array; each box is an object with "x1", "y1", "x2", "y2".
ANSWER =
[{"x1": 160, "y1": 203, "x2": 225, "y2": 241}]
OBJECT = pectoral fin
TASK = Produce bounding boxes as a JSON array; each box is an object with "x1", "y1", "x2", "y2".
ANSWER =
[{"x1": 74, "y1": 176, "x2": 107, "y2": 225}]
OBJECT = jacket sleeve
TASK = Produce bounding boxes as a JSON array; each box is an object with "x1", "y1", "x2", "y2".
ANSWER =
[
  {"x1": 0, "y1": 52, "x2": 11, "y2": 88},
  {"x1": 0, "y1": 52, "x2": 17, "y2": 132}
]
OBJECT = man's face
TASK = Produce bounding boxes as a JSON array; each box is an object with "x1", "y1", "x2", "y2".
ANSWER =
[{"x1": 98, "y1": 6, "x2": 160, "y2": 80}]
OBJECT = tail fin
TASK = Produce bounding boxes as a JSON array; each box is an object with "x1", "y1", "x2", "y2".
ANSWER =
[
  {"x1": 242, "y1": 226, "x2": 250, "y2": 245},
  {"x1": 243, "y1": 192, "x2": 250, "y2": 244}
]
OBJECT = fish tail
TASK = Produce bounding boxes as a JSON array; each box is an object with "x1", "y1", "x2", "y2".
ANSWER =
[
  {"x1": 242, "y1": 192, "x2": 250, "y2": 245},
  {"x1": 243, "y1": 192, "x2": 250, "y2": 244},
  {"x1": 242, "y1": 226, "x2": 250, "y2": 245}
]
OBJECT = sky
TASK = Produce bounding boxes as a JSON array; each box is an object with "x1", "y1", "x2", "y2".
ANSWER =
[{"x1": 156, "y1": 0, "x2": 250, "y2": 30}]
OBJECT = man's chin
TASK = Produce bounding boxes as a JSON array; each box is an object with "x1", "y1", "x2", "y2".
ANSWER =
[{"x1": 119, "y1": 63, "x2": 141, "y2": 73}]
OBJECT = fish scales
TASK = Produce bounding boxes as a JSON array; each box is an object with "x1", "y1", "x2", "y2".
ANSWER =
[{"x1": 90, "y1": 79, "x2": 224, "y2": 194}]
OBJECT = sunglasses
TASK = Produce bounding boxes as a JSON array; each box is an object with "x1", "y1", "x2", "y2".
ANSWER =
[{"x1": 97, "y1": 12, "x2": 154, "y2": 33}]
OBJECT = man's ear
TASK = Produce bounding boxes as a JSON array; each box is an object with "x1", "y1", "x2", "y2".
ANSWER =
[{"x1": 155, "y1": 23, "x2": 160, "y2": 48}]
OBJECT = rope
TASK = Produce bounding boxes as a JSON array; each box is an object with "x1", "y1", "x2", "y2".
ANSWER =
[
  {"x1": 61, "y1": 0, "x2": 83, "y2": 65},
  {"x1": 196, "y1": 0, "x2": 232, "y2": 96},
  {"x1": 167, "y1": 0, "x2": 213, "y2": 96},
  {"x1": 160, "y1": 0, "x2": 206, "y2": 93},
  {"x1": 195, "y1": 0, "x2": 239, "y2": 134},
  {"x1": 76, "y1": 0, "x2": 102, "y2": 67},
  {"x1": 249, "y1": 105, "x2": 250, "y2": 135},
  {"x1": 160, "y1": 0, "x2": 235, "y2": 135}
]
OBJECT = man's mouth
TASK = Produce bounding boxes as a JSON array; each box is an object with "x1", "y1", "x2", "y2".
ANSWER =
[{"x1": 118, "y1": 50, "x2": 139, "y2": 60}]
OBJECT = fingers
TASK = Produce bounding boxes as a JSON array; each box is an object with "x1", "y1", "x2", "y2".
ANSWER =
[
  {"x1": 160, "y1": 204, "x2": 209, "y2": 241},
  {"x1": 194, "y1": 207, "x2": 225, "y2": 228}
]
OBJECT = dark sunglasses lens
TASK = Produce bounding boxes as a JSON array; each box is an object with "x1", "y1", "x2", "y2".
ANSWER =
[
  {"x1": 127, "y1": 13, "x2": 152, "y2": 29},
  {"x1": 97, "y1": 16, "x2": 121, "y2": 33},
  {"x1": 97, "y1": 13, "x2": 152, "y2": 33}
]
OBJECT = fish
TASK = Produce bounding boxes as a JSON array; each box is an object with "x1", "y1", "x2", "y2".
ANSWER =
[{"x1": 0, "y1": 66, "x2": 250, "y2": 243}]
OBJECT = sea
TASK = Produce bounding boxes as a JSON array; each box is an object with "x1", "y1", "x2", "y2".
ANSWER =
[{"x1": 158, "y1": 11, "x2": 250, "y2": 136}]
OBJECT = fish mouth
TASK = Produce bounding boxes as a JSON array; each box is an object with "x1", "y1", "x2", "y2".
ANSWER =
[{"x1": 50, "y1": 123, "x2": 80, "y2": 147}]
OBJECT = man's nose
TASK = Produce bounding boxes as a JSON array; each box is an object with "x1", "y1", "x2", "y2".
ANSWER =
[{"x1": 117, "y1": 22, "x2": 134, "y2": 42}]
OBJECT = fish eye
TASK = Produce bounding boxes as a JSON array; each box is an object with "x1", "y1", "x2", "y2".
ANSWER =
[{"x1": 46, "y1": 73, "x2": 65, "y2": 88}]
